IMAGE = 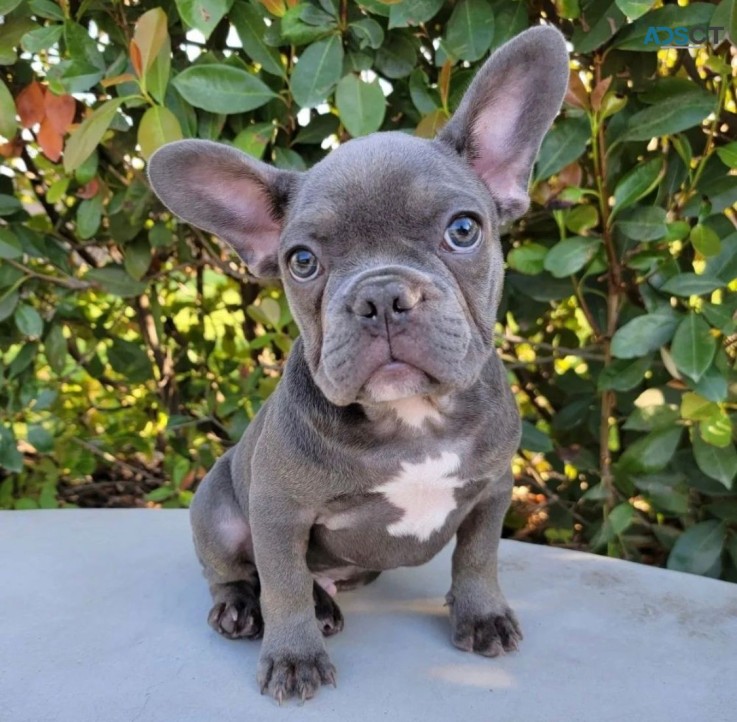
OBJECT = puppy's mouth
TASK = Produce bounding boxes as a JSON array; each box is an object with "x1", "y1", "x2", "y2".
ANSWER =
[{"x1": 360, "y1": 360, "x2": 433, "y2": 403}]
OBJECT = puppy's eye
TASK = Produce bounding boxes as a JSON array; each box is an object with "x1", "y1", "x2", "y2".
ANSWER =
[
  {"x1": 443, "y1": 216, "x2": 482, "y2": 252},
  {"x1": 287, "y1": 248, "x2": 320, "y2": 281}
]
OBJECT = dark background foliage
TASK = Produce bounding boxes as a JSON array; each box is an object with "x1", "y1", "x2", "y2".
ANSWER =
[{"x1": 1, "y1": 0, "x2": 736, "y2": 580}]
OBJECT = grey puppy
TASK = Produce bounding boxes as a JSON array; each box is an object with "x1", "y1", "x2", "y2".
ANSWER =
[{"x1": 148, "y1": 26, "x2": 568, "y2": 704}]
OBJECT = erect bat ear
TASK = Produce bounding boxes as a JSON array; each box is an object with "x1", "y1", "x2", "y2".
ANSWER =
[
  {"x1": 437, "y1": 26, "x2": 569, "y2": 224},
  {"x1": 147, "y1": 140, "x2": 300, "y2": 277}
]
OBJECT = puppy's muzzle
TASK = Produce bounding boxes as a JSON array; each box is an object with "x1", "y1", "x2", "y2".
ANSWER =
[{"x1": 347, "y1": 270, "x2": 425, "y2": 333}]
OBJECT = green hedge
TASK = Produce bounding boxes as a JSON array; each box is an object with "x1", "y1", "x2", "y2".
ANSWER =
[{"x1": 0, "y1": 0, "x2": 736, "y2": 579}]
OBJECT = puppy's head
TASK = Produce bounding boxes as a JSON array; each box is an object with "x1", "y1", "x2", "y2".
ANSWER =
[{"x1": 148, "y1": 27, "x2": 568, "y2": 407}]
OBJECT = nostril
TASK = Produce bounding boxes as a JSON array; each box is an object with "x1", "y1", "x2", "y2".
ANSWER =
[
  {"x1": 355, "y1": 299, "x2": 377, "y2": 319},
  {"x1": 392, "y1": 292, "x2": 420, "y2": 314}
]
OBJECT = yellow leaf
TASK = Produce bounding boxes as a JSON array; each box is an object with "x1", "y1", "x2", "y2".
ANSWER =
[{"x1": 134, "y1": 8, "x2": 169, "y2": 75}]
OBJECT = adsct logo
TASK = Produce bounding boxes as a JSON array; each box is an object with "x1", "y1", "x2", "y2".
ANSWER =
[{"x1": 644, "y1": 26, "x2": 725, "y2": 48}]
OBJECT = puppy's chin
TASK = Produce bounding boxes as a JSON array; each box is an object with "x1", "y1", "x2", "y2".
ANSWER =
[{"x1": 359, "y1": 362, "x2": 432, "y2": 404}]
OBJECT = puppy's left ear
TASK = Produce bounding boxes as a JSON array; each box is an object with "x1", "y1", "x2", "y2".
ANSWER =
[{"x1": 438, "y1": 26, "x2": 569, "y2": 224}]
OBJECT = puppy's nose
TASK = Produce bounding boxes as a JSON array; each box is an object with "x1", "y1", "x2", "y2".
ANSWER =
[{"x1": 351, "y1": 280, "x2": 422, "y2": 322}]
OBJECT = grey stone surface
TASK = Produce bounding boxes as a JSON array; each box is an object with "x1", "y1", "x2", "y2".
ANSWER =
[{"x1": 0, "y1": 510, "x2": 735, "y2": 722}]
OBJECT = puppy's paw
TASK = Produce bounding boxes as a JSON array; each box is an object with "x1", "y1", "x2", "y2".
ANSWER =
[
  {"x1": 208, "y1": 596, "x2": 263, "y2": 640},
  {"x1": 450, "y1": 606, "x2": 522, "y2": 657},
  {"x1": 257, "y1": 649, "x2": 336, "y2": 704},
  {"x1": 313, "y1": 582, "x2": 344, "y2": 637}
]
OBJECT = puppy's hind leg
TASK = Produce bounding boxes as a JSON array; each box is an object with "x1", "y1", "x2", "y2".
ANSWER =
[{"x1": 190, "y1": 451, "x2": 263, "y2": 640}]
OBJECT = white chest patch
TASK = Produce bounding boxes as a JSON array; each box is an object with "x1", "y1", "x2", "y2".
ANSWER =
[
  {"x1": 376, "y1": 451, "x2": 464, "y2": 542},
  {"x1": 387, "y1": 396, "x2": 443, "y2": 429}
]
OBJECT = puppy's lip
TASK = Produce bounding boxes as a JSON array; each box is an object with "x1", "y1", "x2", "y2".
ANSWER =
[{"x1": 361, "y1": 361, "x2": 432, "y2": 402}]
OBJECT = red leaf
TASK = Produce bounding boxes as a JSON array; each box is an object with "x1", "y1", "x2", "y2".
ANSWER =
[
  {"x1": 130, "y1": 39, "x2": 143, "y2": 77},
  {"x1": 37, "y1": 118, "x2": 63, "y2": 162},
  {"x1": 44, "y1": 93, "x2": 76, "y2": 135},
  {"x1": 0, "y1": 138, "x2": 24, "y2": 158},
  {"x1": 76, "y1": 178, "x2": 100, "y2": 199},
  {"x1": 16, "y1": 81, "x2": 46, "y2": 128}
]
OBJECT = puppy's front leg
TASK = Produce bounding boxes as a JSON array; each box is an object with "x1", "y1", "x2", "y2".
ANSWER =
[
  {"x1": 447, "y1": 471, "x2": 522, "y2": 657},
  {"x1": 250, "y1": 496, "x2": 335, "y2": 703}
]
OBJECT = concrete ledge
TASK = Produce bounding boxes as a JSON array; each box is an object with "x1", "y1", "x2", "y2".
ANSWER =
[{"x1": 1, "y1": 510, "x2": 735, "y2": 721}]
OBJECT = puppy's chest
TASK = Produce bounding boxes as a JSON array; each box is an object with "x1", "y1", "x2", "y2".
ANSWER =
[{"x1": 317, "y1": 448, "x2": 484, "y2": 543}]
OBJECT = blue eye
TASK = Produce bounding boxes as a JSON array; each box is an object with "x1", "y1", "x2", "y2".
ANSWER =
[
  {"x1": 444, "y1": 216, "x2": 482, "y2": 252},
  {"x1": 287, "y1": 248, "x2": 320, "y2": 281}
]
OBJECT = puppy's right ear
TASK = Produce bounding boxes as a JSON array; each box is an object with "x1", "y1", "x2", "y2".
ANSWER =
[{"x1": 147, "y1": 140, "x2": 299, "y2": 277}]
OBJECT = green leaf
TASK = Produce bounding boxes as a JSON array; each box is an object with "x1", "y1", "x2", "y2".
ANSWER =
[
  {"x1": 660, "y1": 273, "x2": 723, "y2": 297},
  {"x1": 138, "y1": 105, "x2": 183, "y2": 160},
  {"x1": 705, "y1": 231, "x2": 737, "y2": 283},
  {"x1": 623, "y1": 92, "x2": 715, "y2": 141},
  {"x1": 124, "y1": 238, "x2": 151, "y2": 281},
  {"x1": 175, "y1": 0, "x2": 233, "y2": 39},
  {"x1": 21, "y1": 24, "x2": 63, "y2": 54},
  {"x1": 597, "y1": 355, "x2": 651, "y2": 391},
  {"x1": 609, "y1": 502, "x2": 635, "y2": 535},
  {"x1": 680, "y1": 392, "x2": 718, "y2": 421},
  {"x1": 543, "y1": 236, "x2": 600, "y2": 278},
  {"x1": 44, "y1": 324, "x2": 67, "y2": 374},
  {"x1": 571, "y1": 0, "x2": 625, "y2": 53},
  {"x1": 388, "y1": 0, "x2": 444, "y2": 28},
  {"x1": 615, "y1": 2, "x2": 716, "y2": 50},
  {"x1": 230, "y1": 1, "x2": 286, "y2": 77},
  {"x1": 616, "y1": 206, "x2": 667, "y2": 241},
  {"x1": 716, "y1": 141, "x2": 737, "y2": 169},
  {"x1": 619, "y1": 426, "x2": 682, "y2": 472},
  {"x1": 349, "y1": 18, "x2": 384, "y2": 50},
  {"x1": 565, "y1": 205, "x2": 598, "y2": 235},
  {"x1": 375, "y1": 33, "x2": 416, "y2": 79},
  {"x1": 614, "y1": 0, "x2": 653, "y2": 20},
  {"x1": 0, "y1": 17, "x2": 37, "y2": 65},
  {"x1": 86, "y1": 266, "x2": 148, "y2": 297},
  {"x1": 290, "y1": 35, "x2": 343, "y2": 108},
  {"x1": 63, "y1": 98, "x2": 127, "y2": 173},
  {"x1": 700, "y1": 411, "x2": 733, "y2": 449},
  {"x1": 173, "y1": 64, "x2": 277, "y2": 114},
  {"x1": 611, "y1": 157, "x2": 664, "y2": 216},
  {"x1": 0, "y1": 228, "x2": 22, "y2": 259},
  {"x1": 233, "y1": 122, "x2": 274, "y2": 158},
  {"x1": 76, "y1": 195, "x2": 102, "y2": 240},
  {"x1": 507, "y1": 243, "x2": 548, "y2": 275},
  {"x1": 293, "y1": 114, "x2": 339, "y2": 144},
  {"x1": 0, "y1": 195, "x2": 22, "y2": 215},
  {"x1": 108, "y1": 338, "x2": 153, "y2": 382},
  {"x1": 535, "y1": 117, "x2": 590, "y2": 180},
  {"x1": 335, "y1": 74, "x2": 385, "y2": 137},
  {"x1": 694, "y1": 365, "x2": 728, "y2": 403},
  {"x1": 0, "y1": 77, "x2": 18, "y2": 140},
  {"x1": 690, "y1": 224, "x2": 720, "y2": 257},
  {"x1": 444, "y1": 0, "x2": 494, "y2": 62},
  {"x1": 611, "y1": 309, "x2": 679, "y2": 358},
  {"x1": 670, "y1": 314, "x2": 717, "y2": 382},
  {"x1": 692, "y1": 433, "x2": 737, "y2": 488},
  {"x1": 0, "y1": 427, "x2": 23, "y2": 473},
  {"x1": 28, "y1": 425, "x2": 54, "y2": 454},
  {"x1": 15, "y1": 303, "x2": 44, "y2": 338},
  {"x1": 0, "y1": 291, "x2": 19, "y2": 322},
  {"x1": 145, "y1": 35, "x2": 172, "y2": 104},
  {"x1": 0, "y1": 0, "x2": 24, "y2": 14},
  {"x1": 520, "y1": 421, "x2": 553, "y2": 453},
  {"x1": 667, "y1": 520, "x2": 725, "y2": 576}
]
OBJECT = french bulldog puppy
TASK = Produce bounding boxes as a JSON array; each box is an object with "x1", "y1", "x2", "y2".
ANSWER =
[{"x1": 148, "y1": 26, "x2": 568, "y2": 703}]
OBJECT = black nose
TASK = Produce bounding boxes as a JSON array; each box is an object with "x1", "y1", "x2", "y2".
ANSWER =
[{"x1": 351, "y1": 279, "x2": 422, "y2": 321}]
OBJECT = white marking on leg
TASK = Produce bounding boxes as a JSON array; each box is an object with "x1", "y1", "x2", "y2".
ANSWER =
[
  {"x1": 376, "y1": 451, "x2": 464, "y2": 541},
  {"x1": 218, "y1": 516, "x2": 251, "y2": 554}
]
